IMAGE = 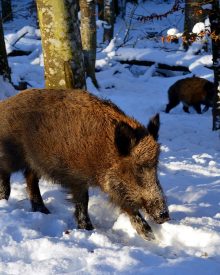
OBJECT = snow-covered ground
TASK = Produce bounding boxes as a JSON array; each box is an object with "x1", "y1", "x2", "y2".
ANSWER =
[{"x1": 0, "y1": 1, "x2": 220, "y2": 274}]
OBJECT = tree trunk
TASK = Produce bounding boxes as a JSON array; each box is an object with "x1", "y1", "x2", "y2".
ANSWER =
[
  {"x1": 79, "y1": 0, "x2": 99, "y2": 88},
  {"x1": 210, "y1": 0, "x2": 220, "y2": 131},
  {"x1": 114, "y1": 0, "x2": 120, "y2": 16},
  {"x1": 184, "y1": 0, "x2": 206, "y2": 33},
  {"x1": 120, "y1": 0, "x2": 127, "y2": 19},
  {"x1": 0, "y1": 15, "x2": 11, "y2": 81},
  {"x1": 103, "y1": 0, "x2": 115, "y2": 43},
  {"x1": 1, "y1": 0, "x2": 13, "y2": 22},
  {"x1": 36, "y1": 0, "x2": 86, "y2": 89},
  {"x1": 98, "y1": 0, "x2": 119, "y2": 20},
  {"x1": 183, "y1": 0, "x2": 207, "y2": 49},
  {"x1": 97, "y1": 0, "x2": 104, "y2": 20}
]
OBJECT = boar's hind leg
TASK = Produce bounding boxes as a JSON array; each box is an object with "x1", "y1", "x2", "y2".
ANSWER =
[
  {"x1": 73, "y1": 187, "x2": 94, "y2": 230},
  {"x1": 0, "y1": 171, "x2": 10, "y2": 200},
  {"x1": 202, "y1": 105, "x2": 209, "y2": 113},
  {"x1": 192, "y1": 104, "x2": 202, "y2": 114},
  {"x1": 165, "y1": 100, "x2": 180, "y2": 113},
  {"x1": 24, "y1": 168, "x2": 50, "y2": 214},
  {"x1": 183, "y1": 105, "x2": 190, "y2": 113},
  {"x1": 128, "y1": 211, "x2": 155, "y2": 241}
]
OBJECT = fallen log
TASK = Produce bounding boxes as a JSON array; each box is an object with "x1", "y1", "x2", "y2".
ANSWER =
[{"x1": 119, "y1": 59, "x2": 190, "y2": 73}]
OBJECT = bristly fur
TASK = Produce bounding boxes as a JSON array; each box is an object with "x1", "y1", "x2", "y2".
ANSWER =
[
  {"x1": 0, "y1": 88, "x2": 169, "y2": 240},
  {"x1": 165, "y1": 77, "x2": 215, "y2": 114}
]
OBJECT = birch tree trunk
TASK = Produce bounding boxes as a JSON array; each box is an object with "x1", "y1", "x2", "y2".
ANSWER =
[
  {"x1": 103, "y1": 0, "x2": 115, "y2": 43},
  {"x1": 0, "y1": 15, "x2": 11, "y2": 81},
  {"x1": 210, "y1": 0, "x2": 220, "y2": 131},
  {"x1": 36, "y1": 0, "x2": 86, "y2": 89},
  {"x1": 79, "y1": 0, "x2": 99, "y2": 88}
]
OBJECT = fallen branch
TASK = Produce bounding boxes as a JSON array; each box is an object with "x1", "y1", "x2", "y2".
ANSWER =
[
  {"x1": 8, "y1": 49, "x2": 32, "y2": 56},
  {"x1": 119, "y1": 59, "x2": 190, "y2": 73}
]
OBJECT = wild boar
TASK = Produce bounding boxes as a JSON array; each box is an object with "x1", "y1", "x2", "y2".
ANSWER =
[
  {"x1": 0, "y1": 89, "x2": 169, "y2": 240},
  {"x1": 165, "y1": 77, "x2": 215, "y2": 114}
]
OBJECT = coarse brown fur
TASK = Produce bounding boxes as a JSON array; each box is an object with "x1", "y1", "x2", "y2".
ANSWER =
[
  {"x1": 165, "y1": 77, "x2": 215, "y2": 114},
  {"x1": 0, "y1": 88, "x2": 169, "y2": 240}
]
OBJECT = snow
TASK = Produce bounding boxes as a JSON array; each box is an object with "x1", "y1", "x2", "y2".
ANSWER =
[
  {"x1": 192, "y1": 22, "x2": 205, "y2": 34},
  {"x1": 0, "y1": 76, "x2": 16, "y2": 99},
  {"x1": 1, "y1": 0, "x2": 220, "y2": 274},
  {"x1": 114, "y1": 48, "x2": 213, "y2": 79},
  {"x1": 4, "y1": 26, "x2": 41, "y2": 54},
  {"x1": 167, "y1": 28, "x2": 179, "y2": 36}
]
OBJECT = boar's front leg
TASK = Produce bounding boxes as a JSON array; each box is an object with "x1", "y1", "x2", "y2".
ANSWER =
[
  {"x1": 126, "y1": 210, "x2": 155, "y2": 240},
  {"x1": 72, "y1": 186, "x2": 94, "y2": 231},
  {"x1": 0, "y1": 170, "x2": 10, "y2": 200},
  {"x1": 202, "y1": 105, "x2": 209, "y2": 113},
  {"x1": 24, "y1": 168, "x2": 50, "y2": 214}
]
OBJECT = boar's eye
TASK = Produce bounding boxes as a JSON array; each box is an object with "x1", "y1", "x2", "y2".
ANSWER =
[
  {"x1": 137, "y1": 162, "x2": 157, "y2": 174},
  {"x1": 137, "y1": 165, "x2": 149, "y2": 174},
  {"x1": 137, "y1": 166, "x2": 145, "y2": 174}
]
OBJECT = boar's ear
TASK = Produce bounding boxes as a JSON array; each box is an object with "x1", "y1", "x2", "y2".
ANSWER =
[
  {"x1": 147, "y1": 113, "x2": 160, "y2": 140},
  {"x1": 115, "y1": 121, "x2": 136, "y2": 156}
]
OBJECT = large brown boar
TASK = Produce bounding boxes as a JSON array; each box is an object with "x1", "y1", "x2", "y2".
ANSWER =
[
  {"x1": 0, "y1": 89, "x2": 169, "y2": 240},
  {"x1": 165, "y1": 77, "x2": 215, "y2": 114}
]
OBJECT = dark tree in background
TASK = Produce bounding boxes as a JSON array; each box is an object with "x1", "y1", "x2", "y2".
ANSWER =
[
  {"x1": 97, "y1": 0, "x2": 104, "y2": 20},
  {"x1": 0, "y1": 15, "x2": 11, "y2": 81},
  {"x1": 103, "y1": 0, "x2": 115, "y2": 43},
  {"x1": 79, "y1": 0, "x2": 99, "y2": 88},
  {"x1": 183, "y1": 0, "x2": 207, "y2": 49},
  {"x1": 98, "y1": 0, "x2": 123, "y2": 20},
  {"x1": 1, "y1": 0, "x2": 13, "y2": 22},
  {"x1": 210, "y1": 0, "x2": 220, "y2": 130},
  {"x1": 184, "y1": 0, "x2": 206, "y2": 32}
]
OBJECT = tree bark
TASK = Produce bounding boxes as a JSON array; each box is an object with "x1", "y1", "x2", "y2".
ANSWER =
[
  {"x1": 1, "y1": 0, "x2": 13, "y2": 22},
  {"x1": 210, "y1": 0, "x2": 220, "y2": 131},
  {"x1": 183, "y1": 0, "x2": 207, "y2": 49},
  {"x1": 0, "y1": 15, "x2": 11, "y2": 81},
  {"x1": 79, "y1": 0, "x2": 99, "y2": 88},
  {"x1": 114, "y1": 0, "x2": 120, "y2": 16},
  {"x1": 119, "y1": 59, "x2": 190, "y2": 73},
  {"x1": 36, "y1": 0, "x2": 86, "y2": 89},
  {"x1": 103, "y1": 0, "x2": 115, "y2": 43},
  {"x1": 97, "y1": 0, "x2": 104, "y2": 20},
  {"x1": 184, "y1": 0, "x2": 206, "y2": 33}
]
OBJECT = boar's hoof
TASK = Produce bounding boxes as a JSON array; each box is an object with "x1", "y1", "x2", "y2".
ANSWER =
[
  {"x1": 77, "y1": 219, "x2": 94, "y2": 231},
  {"x1": 130, "y1": 212, "x2": 155, "y2": 241},
  {"x1": 135, "y1": 220, "x2": 155, "y2": 241},
  {"x1": 140, "y1": 226, "x2": 155, "y2": 241},
  {"x1": 31, "y1": 201, "x2": 50, "y2": 214}
]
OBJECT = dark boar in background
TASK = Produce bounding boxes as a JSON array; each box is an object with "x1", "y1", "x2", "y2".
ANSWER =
[
  {"x1": 165, "y1": 77, "x2": 215, "y2": 114},
  {"x1": 0, "y1": 89, "x2": 169, "y2": 240}
]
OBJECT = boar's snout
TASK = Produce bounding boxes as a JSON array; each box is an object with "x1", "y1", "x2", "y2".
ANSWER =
[
  {"x1": 141, "y1": 197, "x2": 170, "y2": 225},
  {"x1": 157, "y1": 210, "x2": 170, "y2": 224}
]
